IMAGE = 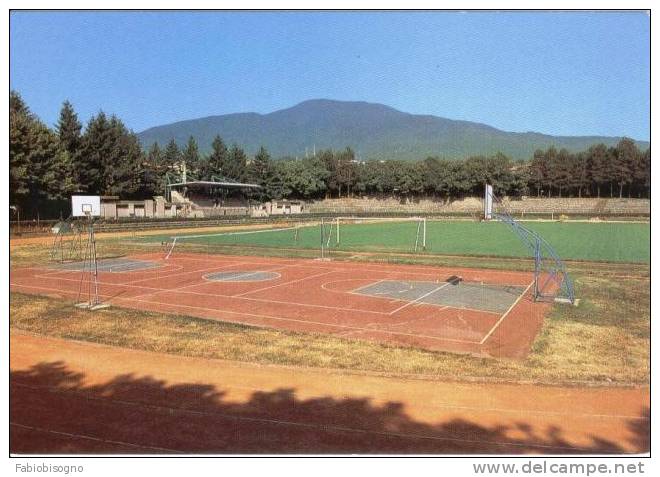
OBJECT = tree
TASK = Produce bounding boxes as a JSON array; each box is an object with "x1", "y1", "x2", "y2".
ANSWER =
[
  {"x1": 528, "y1": 149, "x2": 547, "y2": 197},
  {"x1": 639, "y1": 149, "x2": 651, "y2": 198},
  {"x1": 249, "y1": 146, "x2": 272, "y2": 183},
  {"x1": 613, "y1": 138, "x2": 639, "y2": 198},
  {"x1": 226, "y1": 144, "x2": 248, "y2": 181},
  {"x1": 569, "y1": 152, "x2": 590, "y2": 198},
  {"x1": 78, "y1": 112, "x2": 143, "y2": 196},
  {"x1": 182, "y1": 136, "x2": 201, "y2": 177},
  {"x1": 204, "y1": 135, "x2": 228, "y2": 179},
  {"x1": 163, "y1": 138, "x2": 181, "y2": 168},
  {"x1": 9, "y1": 91, "x2": 33, "y2": 202},
  {"x1": 137, "y1": 142, "x2": 163, "y2": 196},
  {"x1": 335, "y1": 147, "x2": 356, "y2": 197},
  {"x1": 10, "y1": 91, "x2": 66, "y2": 213},
  {"x1": 103, "y1": 115, "x2": 142, "y2": 196},
  {"x1": 586, "y1": 144, "x2": 609, "y2": 198},
  {"x1": 79, "y1": 112, "x2": 112, "y2": 194},
  {"x1": 56, "y1": 101, "x2": 82, "y2": 156},
  {"x1": 319, "y1": 150, "x2": 339, "y2": 197}
]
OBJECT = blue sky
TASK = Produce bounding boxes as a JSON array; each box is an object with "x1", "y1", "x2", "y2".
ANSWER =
[{"x1": 10, "y1": 11, "x2": 650, "y2": 139}]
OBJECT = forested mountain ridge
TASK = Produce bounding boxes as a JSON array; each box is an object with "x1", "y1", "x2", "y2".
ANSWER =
[{"x1": 137, "y1": 99, "x2": 649, "y2": 161}]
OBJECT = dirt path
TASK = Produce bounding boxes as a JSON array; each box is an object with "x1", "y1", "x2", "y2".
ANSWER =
[{"x1": 10, "y1": 332, "x2": 649, "y2": 454}]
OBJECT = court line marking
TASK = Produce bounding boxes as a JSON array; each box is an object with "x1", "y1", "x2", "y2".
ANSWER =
[
  {"x1": 9, "y1": 282, "x2": 483, "y2": 344},
  {"x1": 232, "y1": 270, "x2": 338, "y2": 297},
  {"x1": 388, "y1": 283, "x2": 452, "y2": 315},
  {"x1": 116, "y1": 295, "x2": 484, "y2": 344},
  {"x1": 156, "y1": 252, "x2": 533, "y2": 283},
  {"x1": 15, "y1": 270, "x2": 506, "y2": 319},
  {"x1": 13, "y1": 260, "x2": 534, "y2": 345},
  {"x1": 479, "y1": 279, "x2": 536, "y2": 345},
  {"x1": 19, "y1": 275, "x2": 396, "y2": 315},
  {"x1": 324, "y1": 278, "x2": 505, "y2": 316},
  {"x1": 202, "y1": 270, "x2": 282, "y2": 283}
]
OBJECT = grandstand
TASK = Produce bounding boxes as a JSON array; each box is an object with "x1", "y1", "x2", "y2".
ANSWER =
[{"x1": 166, "y1": 179, "x2": 262, "y2": 218}]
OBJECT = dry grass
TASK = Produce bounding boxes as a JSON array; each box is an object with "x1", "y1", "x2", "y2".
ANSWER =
[
  {"x1": 10, "y1": 270, "x2": 649, "y2": 385},
  {"x1": 10, "y1": 235, "x2": 649, "y2": 386}
]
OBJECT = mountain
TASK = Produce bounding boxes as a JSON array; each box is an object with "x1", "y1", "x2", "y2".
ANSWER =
[{"x1": 137, "y1": 99, "x2": 649, "y2": 161}]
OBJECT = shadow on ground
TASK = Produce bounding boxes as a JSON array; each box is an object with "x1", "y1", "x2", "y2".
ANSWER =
[{"x1": 10, "y1": 361, "x2": 649, "y2": 454}]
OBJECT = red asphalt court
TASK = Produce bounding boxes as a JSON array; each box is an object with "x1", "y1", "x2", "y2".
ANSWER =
[{"x1": 10, "y1": 253, "x2": 550, "y2": 358}]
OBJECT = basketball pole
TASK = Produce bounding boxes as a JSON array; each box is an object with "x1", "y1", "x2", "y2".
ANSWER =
[{"x1": 75, "y1": 211, "x2": 109, "y2": 310}]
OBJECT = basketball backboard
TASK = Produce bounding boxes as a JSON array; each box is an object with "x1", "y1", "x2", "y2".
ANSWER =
[{"x1": 71, "y1": 195, "x2": 101, "y2": 217}]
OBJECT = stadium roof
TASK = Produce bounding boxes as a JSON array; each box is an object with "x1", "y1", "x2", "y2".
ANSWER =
[{"x1": 167, "y1": 180, "x2": 261, "y2": 189}]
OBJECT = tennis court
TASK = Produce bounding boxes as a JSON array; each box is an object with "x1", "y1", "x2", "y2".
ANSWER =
[{"x1": 10, "y1": 252, "x2": 549, "y2": 358}]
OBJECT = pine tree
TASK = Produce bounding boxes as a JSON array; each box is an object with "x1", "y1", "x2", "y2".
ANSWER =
[
  {"x1": 56, "y1": 101, "x2": 82, "y2": 156},
  {"x1": 182, "y1": 136, "x2": 201, "y2": 177},
  {"x1": 55, "y1": 101, "x2": 83, "y2": 193},
  {"x1": 103, "y1": 115, "x2": 142, "y2": 196},
  {"x1": 226, "y1": 144, "x2": 248, "y2": 181},
  {"x1": 139, "y1": 142, "x2": 163, "y2": 196},
  {"x1": 586, "y1": 144, "x2": 608, "y2": 198},
  {"x1": 543, "y1": 147, "x2": 558, "y2": 197},
  {"x1": 9, "y1": 91, "x2": 63, "y2": 213},
  {"x1": 614, "y1": 138, "x2": 639, "y2": 198},
  {"x1": 529, "y1": 149, "x2": 546, "y2": 197},
  {"x1": 249, "y1": 146, "x2": 272, "y2": 183},
  {"x1": 9, "y1": 91, "x2": 32, "y2": 202},
  {"x1": 79, "y1": 112, "x2": 112, "y2": 194},
  {"x1": 204, "y1": 135, "x2": 229, "y2": 179}
]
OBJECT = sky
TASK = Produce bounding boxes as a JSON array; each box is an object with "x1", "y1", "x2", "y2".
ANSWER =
[{"x1": 10, "y1": 11, "x2": 650, "y2": 139}]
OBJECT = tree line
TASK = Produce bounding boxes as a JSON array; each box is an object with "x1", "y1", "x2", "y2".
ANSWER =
[{"x1": 10, "y1": 91, "x2": 650, "y2": 218}]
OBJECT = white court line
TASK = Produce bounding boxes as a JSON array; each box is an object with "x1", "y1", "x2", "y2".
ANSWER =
[
  {"x1": 11, "y1": 282, "x2": 481, "y2": 343},
  {"x1": 121, "y1": 262, "x2": 233, "y2": 285},
  {"x1": 233, "y1": 270, "x2": 337, "y2": 297},
  {"x1": 387, "y1": 282, "x2": 452, "y2": 315},
  {"x1": 122, "y1": 262, "x2": 306, "y2": 301},
  {"x1": 162, "y1": 253, "x2": 532, "y2": 285},
  {"x1": 479, "y1": 280, "x2": 536, "y2": 345},
  {"x1": 116, "y1": 294, "x2": 482, "y2": 344},
  {"x1": 171, "y1": 226, "x2": 296, "y2": 240},
  {"x1": 23, "y1": 271, "x2": 502, "y2": 318}
]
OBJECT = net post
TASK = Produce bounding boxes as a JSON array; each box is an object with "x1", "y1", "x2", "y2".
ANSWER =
[
  {"x1": 422, "y1": 218, "x2": 427, "y2": 249},
  {"x1": 533, "y1": 237, "x2": 541, "y2": 301},
  {"x1": 320, "y1": 218, "x2": 325, "y2": 259},
  {"x1": 336, "y1": 217, "x2": 340, "y2": 244},
  {"x1": 484, "y1": 184, "x2": 493, "y2": 220}
]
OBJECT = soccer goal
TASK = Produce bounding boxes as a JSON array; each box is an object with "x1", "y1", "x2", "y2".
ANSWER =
[{"x1": 320, "y1": 216, "x2": 427, "y2": 259}]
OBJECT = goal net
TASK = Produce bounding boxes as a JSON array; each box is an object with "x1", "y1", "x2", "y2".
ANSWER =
[{"x1": 320, "y1": 216, "x2": 427, "y2": 258}]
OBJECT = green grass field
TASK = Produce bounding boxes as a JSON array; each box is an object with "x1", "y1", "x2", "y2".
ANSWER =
[{"x1": 143, "y1": 220, "x2": 649, "y2": 263}]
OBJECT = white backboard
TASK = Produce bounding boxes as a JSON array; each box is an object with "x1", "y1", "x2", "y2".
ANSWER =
[{"x1": 71, "y1": 195, "x2": 101, "y2": 217}]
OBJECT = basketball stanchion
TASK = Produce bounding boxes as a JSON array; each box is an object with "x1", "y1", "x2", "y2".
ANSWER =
[{"x1": 71, "y1": 195, "x2": 110, "y2": 311}]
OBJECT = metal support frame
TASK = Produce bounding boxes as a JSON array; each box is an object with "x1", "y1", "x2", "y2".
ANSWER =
[
  {"x1": 75, "y1": 215, "x2": 109, "y2": 310},
  {"x1": 486, "y1": 188, "x2": 575, "y2": 305}
]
